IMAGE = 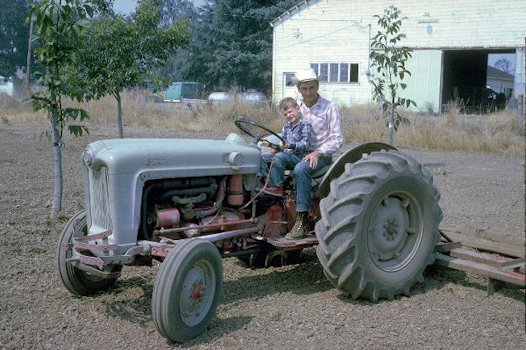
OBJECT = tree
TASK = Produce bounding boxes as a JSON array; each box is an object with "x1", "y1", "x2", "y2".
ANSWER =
[
  {"x1": 157, "y1": 0, "x2": 199, "y2": 82},
  {"x1": 80, "y1": 0, "x2": 189, "y2": 137},
  {"x1": 160, "y1": 0, "x2": 198, "y2": 25},
  {"x1": 494, "y1": 57, "x2": 513, "y2": 74},
  {"x1": 0, "y1": 0, "x2": 30, "y2": 77},
  {"x1": 369, "y1": 5, "x2": 415, "y2": 146},
  {"x1": 174, "y1": 0, "x2": 297, "y2": 93},
  {"x1": 25, "y1": 2, "x2": 34, "y2": 94},
  {"x1": 30, "y1": 0, "x2": 92, "y2": 218}
]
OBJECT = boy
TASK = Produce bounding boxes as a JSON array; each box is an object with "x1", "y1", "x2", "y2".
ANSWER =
[{"x1": 260, "y1": 97, "x2": 312, "y2": 197}]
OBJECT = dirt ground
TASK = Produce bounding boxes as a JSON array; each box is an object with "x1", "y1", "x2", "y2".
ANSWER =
[{"x1": 0, "y1": 123, "x2": 525, "y2": 350}]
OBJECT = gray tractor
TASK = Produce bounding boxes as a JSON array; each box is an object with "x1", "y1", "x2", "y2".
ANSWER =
[{"x1": 57, "y1": 118, "x2": 442, "y2": 342}]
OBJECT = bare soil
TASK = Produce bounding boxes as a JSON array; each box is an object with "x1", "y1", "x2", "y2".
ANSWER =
[{"x1": 0, "y1": 123, "x2": 524, "y2": 350}]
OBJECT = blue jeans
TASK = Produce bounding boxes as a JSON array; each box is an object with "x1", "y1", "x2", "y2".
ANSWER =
[{"x1": 260, "y1": 152, "x2": 332, "y2": 212}]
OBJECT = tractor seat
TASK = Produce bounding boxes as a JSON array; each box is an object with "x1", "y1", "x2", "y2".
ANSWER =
[{"x1": 312, "y1": 163, "x2": 331, "y2": 179}]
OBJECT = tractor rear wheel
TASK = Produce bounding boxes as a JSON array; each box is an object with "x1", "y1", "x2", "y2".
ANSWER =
[
  {"x1": 315, "y1": 150, "x2": 442, "y2": 301},
  {"x1": 152, "y1": 239, "x2": 222, "y2": 343}
]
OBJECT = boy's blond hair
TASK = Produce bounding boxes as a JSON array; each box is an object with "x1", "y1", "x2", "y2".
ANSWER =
[{"x1": 278, "y1": 97, "x2": 298, "y2": 112}]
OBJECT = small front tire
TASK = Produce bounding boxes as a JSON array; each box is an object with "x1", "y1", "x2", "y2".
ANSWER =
[{"x1": 152, "y1": 239, "x2": 223, "y2": 343}]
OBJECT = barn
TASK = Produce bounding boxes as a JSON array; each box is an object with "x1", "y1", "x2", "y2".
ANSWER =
[{"x1": 270, "y1": 0, "x2": 526, "y2": 113}]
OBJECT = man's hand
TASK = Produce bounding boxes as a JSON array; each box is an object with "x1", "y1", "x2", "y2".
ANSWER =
[{"x1": 303, "y1": 150, "x2": 321, "y2": 168}]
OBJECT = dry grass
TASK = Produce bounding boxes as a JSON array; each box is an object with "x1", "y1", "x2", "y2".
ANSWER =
[
  {"x1": 1, "y1": 90, "x2": 524, "y2": 155},
  {"x1": 0, "y1": 93, "x2": 46, "y2": 124}
]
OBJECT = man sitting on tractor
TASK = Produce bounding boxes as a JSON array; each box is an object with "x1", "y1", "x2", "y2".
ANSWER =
[{"x1": 285, "y1": 68, "x2": 344, "y2": 239}]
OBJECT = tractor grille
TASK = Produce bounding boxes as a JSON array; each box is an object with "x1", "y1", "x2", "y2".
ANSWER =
[{"x1": 88, "y1": 166, "x2": 112, "y2": 232}]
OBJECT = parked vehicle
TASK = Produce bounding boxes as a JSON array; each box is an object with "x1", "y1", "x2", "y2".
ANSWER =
[
  {"x1": 208, "y1": 90, "x2": 268, "y2": 106},
  {"x1": 164, "y1": 82, "x2": 204, "y2": 102},
  {"x1": 207, "y1": 91, "x2": 232, "y2": 104},
  {"x1": 57, "y1": 118, "x2": 442, "y2": 342}
]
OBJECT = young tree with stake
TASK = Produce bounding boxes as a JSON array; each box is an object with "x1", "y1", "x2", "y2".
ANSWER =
[{"x1": 369, "y1": 5, "x2": 415, "y2": 146}]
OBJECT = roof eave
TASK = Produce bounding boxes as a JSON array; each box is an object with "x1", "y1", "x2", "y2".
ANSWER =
[{"x1": 270, "y1": 0, "x2": 319, "y2": 28}]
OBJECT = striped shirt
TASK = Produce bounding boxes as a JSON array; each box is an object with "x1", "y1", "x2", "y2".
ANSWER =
[
  {"x1": 298, "y1": 95, "x2": 344, "y2": 156},
  {"x1": 282, "y1": 118, "x2": 311, "y2": 155}
]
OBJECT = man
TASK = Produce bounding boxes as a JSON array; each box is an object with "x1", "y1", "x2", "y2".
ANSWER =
[{"x1": 286, "y1": 68, "x2": 344, "y2": 239}]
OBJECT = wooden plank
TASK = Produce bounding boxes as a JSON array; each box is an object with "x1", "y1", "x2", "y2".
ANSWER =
[
  {"x1": 434, "y1": 252, "x2": 526, "y2": 287},
  {"x1": 439, "y1": 229, "x2": 525, "y2": 258},
  {"x1": 448, "y1": 247, "x2": 516, "y2": 269},
  {"x1": 441, "y1": 228, "x2": 524, "y2": 247}
]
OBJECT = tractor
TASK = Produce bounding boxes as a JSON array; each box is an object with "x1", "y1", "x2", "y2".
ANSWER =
[{"x1": 57, "y1": 118, "x2": 442, "y2": 342}]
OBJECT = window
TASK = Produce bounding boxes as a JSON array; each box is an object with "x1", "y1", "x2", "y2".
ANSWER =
[
  {"x1": 284, "y1": 73, "x2": 296, "y2": 87},
  {"x1": 319, "y1": 63, "x2": 328, "y2": 82},
  {"x1": 330, "y1": 63, "x2": 339, "y2": 82},
  {"x1": 350, "y1": 63, "x2": 359, "y2": 83},
  {"x1": 310, "y1": 63, "x2": 318, "y2": 75},
  {"x1": 310, "y1": 62, "x2": 359, "y2": 83},
  {"x1": 339, "y1": 63, "x2": 349, "y2": 82}
]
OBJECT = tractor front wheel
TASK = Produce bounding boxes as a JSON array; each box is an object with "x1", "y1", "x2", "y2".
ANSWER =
[
  {"x1": 57, "y1": 210, "x2": 121, "y2": 296},
  {"x1": 152, "y1": 239, "x2": 222, "y2": 343}
]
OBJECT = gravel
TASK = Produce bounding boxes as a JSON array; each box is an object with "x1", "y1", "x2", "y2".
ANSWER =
[{"x1": 0, "y1": 123, "x2": 524, "y2": 350}]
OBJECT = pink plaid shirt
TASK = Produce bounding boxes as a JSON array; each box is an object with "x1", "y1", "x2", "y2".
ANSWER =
[{"x1": 298, "y1": 95, "x2": 344, "y2": 156}]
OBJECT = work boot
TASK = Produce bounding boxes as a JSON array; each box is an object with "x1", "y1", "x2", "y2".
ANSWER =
[
  {"x1": 285, "y1": 212, "x2": 309, "y2": 239},
  {"x1": 262, "y1": 186, "x2": 283, "y2": 197}
]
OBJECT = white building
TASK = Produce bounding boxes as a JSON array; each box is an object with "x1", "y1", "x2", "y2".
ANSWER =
[{"x1": 270, "y1": 0, "x2": 526, "y2": 113}]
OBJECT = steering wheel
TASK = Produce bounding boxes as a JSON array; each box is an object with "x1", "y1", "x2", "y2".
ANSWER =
[{"x1": 234, "y1": 118, "x2": 285, "y2": 150}]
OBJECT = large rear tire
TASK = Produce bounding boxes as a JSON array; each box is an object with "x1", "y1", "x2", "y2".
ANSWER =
[
  {"x1": 315, "y1": 151, "x2": 442, "y2": 301},
  {"x1": 57, "y1": 210, "x2": 121, "y2": 296},
  {"x1": 152, "y1": 239, "x2": 222, "y2": 343}
]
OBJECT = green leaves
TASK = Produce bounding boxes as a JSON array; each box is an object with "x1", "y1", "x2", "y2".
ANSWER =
[
  {"x1": 30, "y1": 0, "x2": 93, "y2": 138},
  {"x1": 68, "y1": 125, "x2": 90, "y2": 137},
  {"x1": 63, "y1": 107, "x2": 89, "y2": 121},
  {"x1": 174, "y1": 0, "x2": 298, "y2": 91},
  {"x1": 79, "y1": 0, "x2": 190, "y2": 99},
  {"x1": 369, "y1": 5, "x2": 415, "y2": 145}
]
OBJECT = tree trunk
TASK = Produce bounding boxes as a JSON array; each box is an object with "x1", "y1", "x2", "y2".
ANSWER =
[
  {"x1": 50, "y1": 107, "x2": 63, "y2": 219},
  {"x1": 116, "y1": 92, "x2": 124, "y2": 138},
  {"x1": 25, "y1": 13, "x2": 33, "y2": 96}
]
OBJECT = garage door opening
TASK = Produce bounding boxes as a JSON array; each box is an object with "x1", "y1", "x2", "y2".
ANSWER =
[{"x1": 441, "y1": 49, "x2": 515, "y2": 113}]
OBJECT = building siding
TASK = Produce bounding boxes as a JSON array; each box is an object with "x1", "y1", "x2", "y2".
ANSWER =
[{"x1": 271, "y1": 0, "x2": 526, "y2": 111}]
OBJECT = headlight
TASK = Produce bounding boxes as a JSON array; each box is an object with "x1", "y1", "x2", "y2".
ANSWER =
[{"x1": 83, "y1": 147, "x2": 94, "y2": 167}]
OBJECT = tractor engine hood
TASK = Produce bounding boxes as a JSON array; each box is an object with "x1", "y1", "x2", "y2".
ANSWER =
[{"x1": 82, "y1": 134, "x2": 261, "y2": 177}]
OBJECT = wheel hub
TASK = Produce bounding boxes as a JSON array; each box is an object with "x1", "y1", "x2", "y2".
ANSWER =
[
  {"x1": 368, "y1": 195, "x2": 422, "y2": 271},
  {"x1": 191, "y1": 281, "x2": 204, "y2": 301},
  {"x1": 383, "y1": 218, "x2": 399, "y2": 241},
  {"x1": 180, "y1": 264, "x2": 213, "y2": 326}
]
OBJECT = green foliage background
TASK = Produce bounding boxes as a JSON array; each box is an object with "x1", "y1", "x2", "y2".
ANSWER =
[
  {"x1": 1, "y1": 0, "x2": 299, "y2": 95},
  {"x1": 0, "y1": 0, "x2": 30, "y2": 77}
]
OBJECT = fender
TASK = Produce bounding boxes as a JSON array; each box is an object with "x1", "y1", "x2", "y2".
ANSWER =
[{"x1": 318, "y1": 142, "x2": 397, "y2": 198}]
